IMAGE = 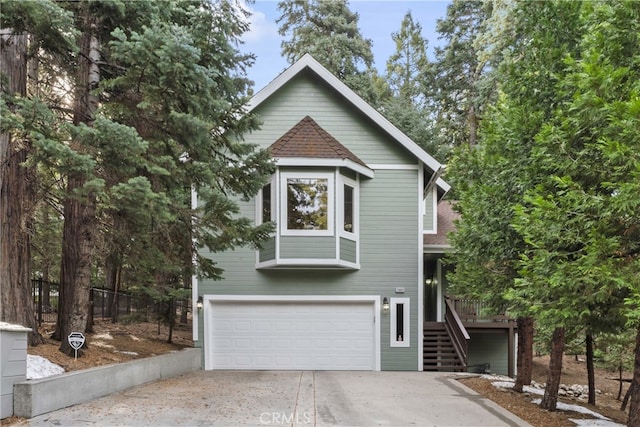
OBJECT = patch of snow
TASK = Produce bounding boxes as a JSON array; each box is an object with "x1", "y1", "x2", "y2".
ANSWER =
[
  {"x1": 129, "y1": 335, "x2": 141, "y2": 341},
  {"x1": 115, "y1": 351, "x2": 138, "y2": 356},
  {"x1": 532, "y1": 399, "x2": 610, "y2": 420},
  {"x1": 569, "y1": 420, "x2": 624, "y2": 427},
  {"x1": 93, "y1": 333, "x2": 113, "y2": 340},
  {"x1": 27, "y1": 355, "x2": 64, "y2": 380},
  {"x1": 486, "y1": 376, "x2": 619, "y2": 426},
  {"x1": 489, "y1": 378, "x2": 544, "y2": 395},
  {"x1": 92, "y1": 341, "x2": 114, "y2": 349}
]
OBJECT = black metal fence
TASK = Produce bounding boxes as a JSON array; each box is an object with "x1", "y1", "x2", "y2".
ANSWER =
[
  {"x1": 32, "y1": 278, "x2": 190, "y2": 325},
  {"x1": 32, "y1": 278, "x2": 59, "y2": 324}
]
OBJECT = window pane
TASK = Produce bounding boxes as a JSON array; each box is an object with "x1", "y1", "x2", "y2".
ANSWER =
[
  {"x1": 344, "y1": 184, "x2": 353, "y2": 232},
  {"x1": 262, "y1": 183, "x2": 271, "y2": 223},
  {"x1": 287, "y1": 178, "x2": 328, "y2": 230},
  {"x1": 396, "y1": 303, "x2": 404, "y2": 342}
]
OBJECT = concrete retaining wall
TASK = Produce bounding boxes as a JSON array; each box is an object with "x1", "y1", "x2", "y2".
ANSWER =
[{"x1": 13, "y1": 347, "x2": 202, "y2": 418}]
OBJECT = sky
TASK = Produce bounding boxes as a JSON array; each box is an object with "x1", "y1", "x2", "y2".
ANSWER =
[{"x1": 240, "y1": 1, "x2": 452, "y2": 90}]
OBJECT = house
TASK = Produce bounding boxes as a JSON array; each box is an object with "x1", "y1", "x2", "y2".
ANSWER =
[{"x1": 193, "y1": 54, "x2": 515, "y2": 374}]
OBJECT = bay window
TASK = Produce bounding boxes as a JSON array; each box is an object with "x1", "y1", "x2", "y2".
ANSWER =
[{"x1": 280, "y1": 172, "x2": 334, "y2": 236}]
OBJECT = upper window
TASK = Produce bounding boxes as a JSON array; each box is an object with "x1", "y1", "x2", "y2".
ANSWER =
[
  {"x1": 281, "y1": 172, "x2": 334, "y2": 236},
  {"x1": 262, "y1": 182, "x2": 272, "y2": 224},
  {"x1": 343, "y1": 184, "x2": 354, "y2": 233}
]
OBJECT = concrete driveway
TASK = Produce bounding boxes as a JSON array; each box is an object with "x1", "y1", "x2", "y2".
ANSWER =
[{"x1": 23, "y1": 371, "x2": 530, "y2": 427}]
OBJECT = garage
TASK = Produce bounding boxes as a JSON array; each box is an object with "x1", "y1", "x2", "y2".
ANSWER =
[{"x1": 204, "y1": 297, "x2": 378, "y2": 370}]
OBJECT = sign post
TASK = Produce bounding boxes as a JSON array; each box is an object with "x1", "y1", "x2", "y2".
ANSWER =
[{"x1": 68, "y1": 332, "x2": 85, "y2": 360}]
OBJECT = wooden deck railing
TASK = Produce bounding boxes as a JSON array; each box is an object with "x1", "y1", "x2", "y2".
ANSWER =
[
  {"x1": 448, "y1": 297, "x2": 512, "y2": 323},
  {"x1": 444, "y1": 298, "x2": 470, "y2": 368}
]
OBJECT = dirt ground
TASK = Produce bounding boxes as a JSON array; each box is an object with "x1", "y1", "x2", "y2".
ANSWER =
[
  {"x1": 460, "y1": 355, "x2": 631, "y2": 427},
  {"x1": 25, "y1": 319, "x2": 193, "y2": 372},
  {"x1": 3, "y1": 321, "x2": 633, "y2": 427}
]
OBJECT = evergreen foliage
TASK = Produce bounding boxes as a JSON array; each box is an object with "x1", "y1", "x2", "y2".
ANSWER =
[{"x1": 276, "y1": 0, "x2": 378, "y2": 103}]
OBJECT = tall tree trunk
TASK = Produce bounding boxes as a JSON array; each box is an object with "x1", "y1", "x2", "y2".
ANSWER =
[
  {"x1": 468, "y1": 103, "x2": 478, "y2": 146},
  {"x1": 586, "y1": 332, "x2": 596, "y2": 406},
  {"x1": 513, "y1": 316, "x2": 534, "y2": 392},
  {"x1": 541, "y1": 327, "x2": 565, "y2": 411},
  {"x1": 0, "y1": 29, "x2": 42, "y2": 345},
  {"x1": 627, "y1": 323, "x2": 640, "y2": 427},
  {"x1": 180, "y1": 273, "x2": 189, "y2": 325},
  {"x1": 53, "y1": 10, "x2": 100, "y2": 356}
]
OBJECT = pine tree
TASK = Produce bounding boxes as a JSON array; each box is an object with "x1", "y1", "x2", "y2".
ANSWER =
[
  {"x1": 1, "y1": 0, "x2": 75, "y2": 345},
  {"x1": 382, "y1": 11, "x2": 442, "y2": 160},
  {"x1": 276, "y1": 0, "x2": 377, "y2": 103},
  {"x1": 446, "y1": 0, "x2": 584, "y2": 407},
  {"x1": 431, "y1": 0, "x2": 494, "y2": 148},
  {"x1": 511, "y1": 2, "x2": 640, "y2": 416}
]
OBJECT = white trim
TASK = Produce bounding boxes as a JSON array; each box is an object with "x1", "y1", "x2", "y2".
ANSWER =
[
  {"x1": 203, "y1": 295, "x2": 381, "y2": 371},
  {"x1": 436, "y1": 178, "x2": 451, "y2": 194},
  {"x1": 337, "y1": 174, "x2": 359, "y2": 239},
  {"x1": 247, "y1": 54, "x2": 447, "y2": 191},
  {"x1": 256, "y1": 176, "x2": 276, "y2": 226},
  {"x1": 275, "y1": 168, "x2": 281, "y2": 263},
  {"x1": 424, "y1": 244, "x2": 453, "y2": 254},
  {"x1": 423, "y1": 186, "x2": 438, "y2": 234},
  {"x1": 256, "y1": 258, "x2": 359, "y2": 270},
  {"x1": 192, "y1": 275, "x2": 198, "y2": 341},
  {"x1": 390, "y1": 297, "x2": 410, "y2": 348},
  {"x1": 436, "y1": 260, "x2": 443, "y2": 322},
  {"x1": 417, "y1": 165, "x2": 424, "y2": 370},
  {"x1": 276, "y1": 158, "x2": 374, "y2": 179},
  {"x1": 368, "y1": 164, "x2": 419, "y2": 170},
  {"x1": 280, "y1": 172, "x2": 334, "y2": 236},
  {"x1": 190, "y1": 186, "x2": 199, "y2": 341}
]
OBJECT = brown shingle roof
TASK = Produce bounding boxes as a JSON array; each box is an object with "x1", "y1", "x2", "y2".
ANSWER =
[
  {"x1": 269, "y1": 116, "x2": 368, "y2": 168},
  {"x1": 424, "y1": 200, "x2": 459, "y2": 246}
]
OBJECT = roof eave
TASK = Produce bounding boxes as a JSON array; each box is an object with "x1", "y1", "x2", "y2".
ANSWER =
[{"x1": 276, "y1": 157, "x2": 375, "y2": 179}]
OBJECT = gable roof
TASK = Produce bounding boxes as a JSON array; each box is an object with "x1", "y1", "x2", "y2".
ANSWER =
[
  {"x1": 248, "y1": 54, "x2": 450, "y2": 195},
  {"x1": 269, "y1": 116, "x2": 373, "y2": 177}
]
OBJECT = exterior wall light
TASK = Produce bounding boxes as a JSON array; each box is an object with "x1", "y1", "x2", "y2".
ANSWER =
[
  {"x1": 382, "y1": 297, "x2": 390, "y2": 314},
  {"x1": 425, "y1": 276, "x2": 437, "y2": 286},
  {"x1": 196, "y1": 296, "x2": 204, "y2": 311}
]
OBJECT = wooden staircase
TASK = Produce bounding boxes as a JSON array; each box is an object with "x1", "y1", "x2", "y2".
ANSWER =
[{"x1": 423, "y1": 322, "x2": 466, "y2": 372}]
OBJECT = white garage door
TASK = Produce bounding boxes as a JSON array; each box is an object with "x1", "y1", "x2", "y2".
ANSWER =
[{"x1": 206, "y1": 299, "x2": 375, "y2": 370}]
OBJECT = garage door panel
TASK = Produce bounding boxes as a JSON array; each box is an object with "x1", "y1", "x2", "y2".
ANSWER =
[{"x1": 208, "y1": 301, "x2": 375, "y2": 370}]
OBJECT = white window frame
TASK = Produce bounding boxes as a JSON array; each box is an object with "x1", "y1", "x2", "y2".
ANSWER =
[
  {"x1": 257, "y1": 175, "x2": 276, "y2": 225},
  {"x1": 280, "y1": 172, "x2": 334, "y2": 236},
  {"x1": 390, "y1": 297, "x2": 410, "y2": 347},
  {"x1": 337, "y1": 174, "x2": 358, "y2": 238}
]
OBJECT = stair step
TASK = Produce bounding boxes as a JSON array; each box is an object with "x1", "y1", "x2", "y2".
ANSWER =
[{"x1": 423, "y1": 323, "x2": 465, "y2": 373}]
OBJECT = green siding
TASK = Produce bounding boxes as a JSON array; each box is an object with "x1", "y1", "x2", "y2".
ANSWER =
[
  {"x1": 339, "y1": 237, "x2": 357, "y2": 263},
  {"x1": 259, "y1": 238, "x2": 276, "y2": 262},
  {"x1": 280, "y1": 236, "x2": 335, "y2": 259},
  {"x1": 468, "y1": 331, "x2": 509, "y2": 376},
  {"x1": 248, "y1": 73, "x2": 415, "y2": 165},
  {"x1": 196, "y1": 72, "x2": 425, "y2": 370}
]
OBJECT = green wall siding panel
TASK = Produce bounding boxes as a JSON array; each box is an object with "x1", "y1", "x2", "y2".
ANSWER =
[
  {"x1": 280, "y1": 236, "x2": 335, "y2": 259},
  {"x1": 339, "y1": 237, "x2": 357, "y2": 263},
  {"x1": 468, "y1": 332, "x2": 509, "y2": 376},
  {"x1": 248, "y1": 74, "x2": 415, "y2": 165},
  {"x1": 259, "y1": 238, "x2": 276, "y2": 262}
]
